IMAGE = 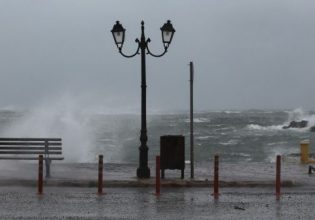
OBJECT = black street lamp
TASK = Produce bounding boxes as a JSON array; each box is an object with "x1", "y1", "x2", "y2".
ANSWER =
[{"x1": 111, "y1": 20, "x2": 175, "y2": 178}]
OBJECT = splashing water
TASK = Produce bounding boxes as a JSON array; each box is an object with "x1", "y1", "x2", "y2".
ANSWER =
[
  {"x1": 0, "y1": 96, "x2": 94, "y2": 162},
  {"x1": 286, "y1": 107, "x2": 315, "y2": 129}
]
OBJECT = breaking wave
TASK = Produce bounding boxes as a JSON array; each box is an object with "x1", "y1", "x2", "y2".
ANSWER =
[
  {"x1": 247, "y1": 108, "x2": 315, "y2": 132},
  {"x1": 246, "y1": 124, "x2": 284, "y2": 131},
  {"x1": 184, "y1": 117, "x2": 210, "y2": 123}
]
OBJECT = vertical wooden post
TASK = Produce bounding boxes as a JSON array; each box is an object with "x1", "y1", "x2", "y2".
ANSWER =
[
  {"x1": 156, "y1": 155, "x2": 161, "y2": 196},
  {"x1": 189, "y1": 61, "x2": 194, "y2": 179},
  {"x1": 276, "y1": 155, "x2": 281, "y2": 200},
  {"x1": 213, "y1": 155, "x2": 219, "y2": 198},
  {"x1": 38, "y1": 155, "x2": 43, "y2": 195},
  {"x1": 98, "y1": 155, "x2": 103, "y2": 195}
]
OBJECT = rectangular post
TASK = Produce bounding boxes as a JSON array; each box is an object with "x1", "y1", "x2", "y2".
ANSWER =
[
  {"x1": 156, "y1": 155, "x2": 161, "y2": 196},
  {"x1": 38, "y1": 155, "x2": 43, "y2": 195},
  {"x1": 213, "y1": 155, "x2": 219, "y2": 198},
  {"x1": 276, "y1": 155, "x2": 281, "y2": 200},
  {"x1": 189, "y1": 61, "x2": 194, "y2": 179},
  {"x1": 98, "y1": 155, "x2": 103, "y2": 195}
]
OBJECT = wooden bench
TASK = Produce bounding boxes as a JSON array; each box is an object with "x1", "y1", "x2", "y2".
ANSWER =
[{"x1": 0, "y1": 138, "x2": 63, "y2": 177}]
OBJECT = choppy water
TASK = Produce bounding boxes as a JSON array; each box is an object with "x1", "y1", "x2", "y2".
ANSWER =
[{"x1": 0, "y1": 108, "x2": 314, "y2": 164}]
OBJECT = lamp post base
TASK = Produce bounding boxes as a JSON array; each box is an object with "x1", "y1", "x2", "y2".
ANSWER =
[{"x1": 137, "y1": 166, "x2": 150, "y2": 178}]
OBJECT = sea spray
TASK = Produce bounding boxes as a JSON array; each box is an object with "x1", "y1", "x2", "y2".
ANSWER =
[
  {"x1": 287, "y1": 107, "x2": 306, "y2": 122},
  {"x1": 286, "y1": 108, "x2": 315, "y2": 128},
  {"x1": 247, "y1": 108, "x2": 315, "y2": 132},
  {"x1": 90, "y1": 114, "x2": 139, "y2": 163},
  {"x1": 0, "y1": 97, "x2": 94, "y2": 162}
]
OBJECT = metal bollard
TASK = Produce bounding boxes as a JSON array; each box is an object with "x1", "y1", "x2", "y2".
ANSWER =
[
  {"x1": 38, "y1": 155, "x2": 43, "y2": 195},
  {"x1": 98, "y1": 155, "x2": 103, "y2": 195},
  {"x1": 212, "y1": 155, "x2": 219, "y2": 198},
  {"x1": 276, "y1": 155, "x2": 281, "y2": 200},
  {"x1": 156, "y1": 155, "x2": 161, "y2": 196}
]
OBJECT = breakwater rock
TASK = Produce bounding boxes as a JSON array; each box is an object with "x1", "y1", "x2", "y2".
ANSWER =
[{"x1": 282, "y1": 120, "x2": 315, "y2": 132}]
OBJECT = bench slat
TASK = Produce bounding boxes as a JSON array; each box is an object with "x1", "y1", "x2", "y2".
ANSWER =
[
  {"x1": 0, "y1": 151, "x2": 62, "y2": 155},
  {"x1": 0, "y1": 157, "x2": 64, "y2": 160},
  {"x1": 0, "y1": 147, "x2": 62, "y2": 150},
  {"x1": 0, "y1": 138, "x2": 61, "y2": 142},
  {"x1": 0, "y1": 142, "x2": 61, "y2": 146}
]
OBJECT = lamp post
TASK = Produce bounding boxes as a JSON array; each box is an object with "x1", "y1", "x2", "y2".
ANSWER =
[{"x1": 111, "y1": 20, "x2": 175, "y2": 178}]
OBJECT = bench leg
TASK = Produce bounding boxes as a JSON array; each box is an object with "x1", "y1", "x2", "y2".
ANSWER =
[
  {"x1": 181, "y1": 169, "x2": 184, "y2": 179},
  {"x1": 45, "y1": 159, "x2": 51, "y2": 178}
]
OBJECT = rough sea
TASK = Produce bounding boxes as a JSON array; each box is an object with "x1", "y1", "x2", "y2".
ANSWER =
[{"x1": 0, "y1": 108, "x2": 314, "y2": 164}]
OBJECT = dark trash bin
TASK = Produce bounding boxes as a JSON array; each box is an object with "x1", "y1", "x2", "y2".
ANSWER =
[{"x1": 160, "y1": 135, "x2": 185, "y2": 179}]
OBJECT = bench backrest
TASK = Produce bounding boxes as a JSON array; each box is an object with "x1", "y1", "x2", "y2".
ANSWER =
[{"x1": 0, "y1": 138, "x2": 63, "y2": 160}]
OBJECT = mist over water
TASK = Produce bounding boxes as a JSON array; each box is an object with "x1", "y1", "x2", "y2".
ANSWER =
[{"x1": 0, "y1": 100, "x2": 314, "y2": 164}]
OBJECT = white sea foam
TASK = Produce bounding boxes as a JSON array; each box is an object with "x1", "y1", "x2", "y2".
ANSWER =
[
  {"x1": 219, "y1": 139, "x2": 239, "y2": 146},
  {"x1": 196, "y1": 136, "x2": 212, "y2": 140},
  {"x1": 223, "y1": 111, "x2": 241, "y2": 114},
  {"x1": 184, "y1": 118, "x2": 210, "y2": 123},
  {"x1": 246, "y1": 124, "x2": 284, "y2": 131},
  {"x1": 230, "y1": 152, "x2": 250, "y2": 157},
  {"x1": 267, "y1": 141, "x2": 288, "y2": 146}
]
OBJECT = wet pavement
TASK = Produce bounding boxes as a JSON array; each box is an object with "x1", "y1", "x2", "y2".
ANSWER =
[
  {"x1": 1, "y1": 160, "x2": 315, "y2": 219},
  {"x1": 1, "y1": 187, "x2": 315, "y2": 219}
]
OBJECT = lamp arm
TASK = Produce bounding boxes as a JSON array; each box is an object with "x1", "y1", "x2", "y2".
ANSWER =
[
  {"x1": 118, "y1": 39, "x2": 140, "y2": 58},
  {"x1": 146, "y1": 39, "x2": 168, "y2": 58},
  {"x1": 146, "y1": 45, "x2": 168, "y2": 58}
]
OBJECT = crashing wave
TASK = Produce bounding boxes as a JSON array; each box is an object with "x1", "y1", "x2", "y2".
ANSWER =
[
  {"x1": 246, "y1": 124, "x2": 284, "y2": 131},
  {"x1": 283, "y1": 108, "x2": 315, "y2": 131}
]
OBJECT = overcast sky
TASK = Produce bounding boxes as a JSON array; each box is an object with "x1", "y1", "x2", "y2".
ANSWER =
[{"x1": 0, "y1": 0, "x2": 314, "y2": 112}]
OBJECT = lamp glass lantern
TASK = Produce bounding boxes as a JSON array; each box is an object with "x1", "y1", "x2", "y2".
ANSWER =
[
  {"x1": 160, "y1": 20, "x2": 175, "y2": 48},
  {"x1": 111, "y1": 21, "x2": 125, "y2": 49}
]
